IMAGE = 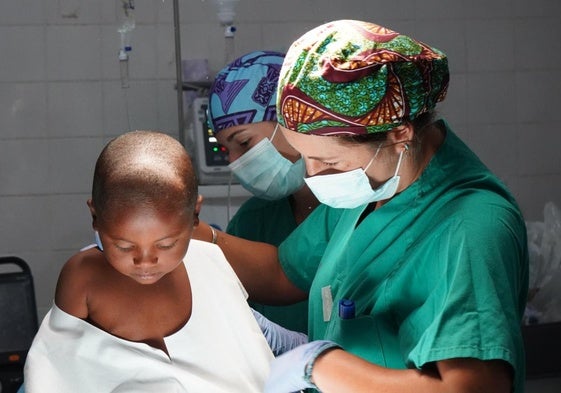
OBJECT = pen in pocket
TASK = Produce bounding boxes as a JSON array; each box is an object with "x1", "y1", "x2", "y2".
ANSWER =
[{"x1": 338, "y1": 299, "x2": 355, "y2": 319}]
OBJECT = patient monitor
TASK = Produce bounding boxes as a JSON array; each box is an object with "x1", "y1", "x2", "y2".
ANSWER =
[{"x1": 191, "y1": 97, "x2": 234, "y2": 185}]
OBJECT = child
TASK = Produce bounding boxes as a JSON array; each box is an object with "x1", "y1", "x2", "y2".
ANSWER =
[{"x1": 23, "y1": 131, "x2": 273, "y2": 393}]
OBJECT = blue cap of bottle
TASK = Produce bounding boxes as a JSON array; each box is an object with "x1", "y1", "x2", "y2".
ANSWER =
[{"x1": 338, "y1": 299, "x2": 355, "y2": 319}]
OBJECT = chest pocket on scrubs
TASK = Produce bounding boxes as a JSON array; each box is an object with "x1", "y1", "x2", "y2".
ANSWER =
[{"x1": 325, "y1": 314, "x2": 404, "y2": 369}]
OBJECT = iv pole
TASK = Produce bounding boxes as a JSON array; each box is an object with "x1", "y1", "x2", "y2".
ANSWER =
[
  {"x1": 172, "y1": 0, "x2": 239, "y2": 147},
  {"x1": 172, "y1": 0, "x2": 185, "y2": 146}
]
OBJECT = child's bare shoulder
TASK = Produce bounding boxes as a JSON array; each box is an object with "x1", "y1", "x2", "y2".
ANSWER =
[
  {"x1": 60, "y1": 247, "x2": 106, "y2": 282},
  {"x1": 55, "y1": 247, "x2": 106, "y2": 318}
]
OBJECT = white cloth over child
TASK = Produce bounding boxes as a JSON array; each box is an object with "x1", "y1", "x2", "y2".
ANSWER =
[{"x1": 24, "y1": 240, "x2": 273, "y2": 393}]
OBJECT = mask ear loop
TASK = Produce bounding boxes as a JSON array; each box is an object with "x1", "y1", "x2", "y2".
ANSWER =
[
  {"x1": 363, "y1": 144, "x2": 383, "y2": 172},
  {"x1": 364, "y1": 141, "x2": 408, "y2": 174},
  {"x1": 393, "y1": 146, "x2": 407, "y2": 176},
  {"x1": 269, "y1": 123, "x2": 280, "y2": 143}
]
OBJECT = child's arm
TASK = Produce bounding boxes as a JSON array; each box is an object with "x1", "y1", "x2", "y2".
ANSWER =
[{"x1": 54, "y1": 251, "x2": 91, "y2": 319}]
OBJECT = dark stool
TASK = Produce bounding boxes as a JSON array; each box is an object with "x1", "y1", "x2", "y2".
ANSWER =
[{"x1": 0, "y1": 256, "x2": 38, "y2": 393}]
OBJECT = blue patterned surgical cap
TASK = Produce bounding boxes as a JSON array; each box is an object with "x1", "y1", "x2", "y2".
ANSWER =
[{"x1": 208, "y1": 51, "x2": 285, "y2": 133}]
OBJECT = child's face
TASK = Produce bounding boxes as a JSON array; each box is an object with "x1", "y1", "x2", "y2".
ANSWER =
[{"x1": 94, "y1": 205, "x2": 195, "y2": 285}]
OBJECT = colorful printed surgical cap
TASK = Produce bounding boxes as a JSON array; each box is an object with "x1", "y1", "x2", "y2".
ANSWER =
[
  {"x1": 208, "y1": 51, "x2": 285, "y2": 134},
  {"x1": 277, "y1": 20, "x2": 449, "y2": 135}
]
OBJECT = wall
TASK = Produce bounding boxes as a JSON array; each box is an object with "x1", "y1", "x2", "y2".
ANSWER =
[{"x1": 0, "y1": 1, "x2": 560, "y2": 387}]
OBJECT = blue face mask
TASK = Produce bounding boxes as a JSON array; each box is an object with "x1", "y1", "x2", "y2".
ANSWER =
[
  {"x1": 228, "y1": 125, "x2": 306, "y2": 200},
  {"x1": 304, "y1": 148, "x2": 405, "y2": 209}
]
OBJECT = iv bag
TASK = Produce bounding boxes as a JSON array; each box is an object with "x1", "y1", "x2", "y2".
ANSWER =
[{"x1": 118, "y1": 0, "x2": 135, "y2": 52}]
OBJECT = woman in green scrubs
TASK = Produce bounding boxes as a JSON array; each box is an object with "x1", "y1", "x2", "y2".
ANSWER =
[{"x1": 196, "y1": 20, "x2": 528, "y2": 393}]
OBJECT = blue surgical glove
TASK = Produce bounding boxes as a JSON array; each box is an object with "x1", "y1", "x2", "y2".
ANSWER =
[
  {"x1": 251, "y1": 308, "x2": 308, "y2": 356},
  {"x1": 263, "y1": 340, "x2": 341, "y2": 393}
]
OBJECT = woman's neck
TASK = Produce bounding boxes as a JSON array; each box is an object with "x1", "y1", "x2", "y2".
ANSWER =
[
  {"x1": 375, "y1": 122, "x2": 445, "y2": 210},
  {"x1": 400, "y1": 122, "x2": 445, "y2": 193},
  {"x1": 290, "y1": 186, "x2": 320, "y2": 225}
]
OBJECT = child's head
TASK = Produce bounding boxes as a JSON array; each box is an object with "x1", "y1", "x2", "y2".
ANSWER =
[
  {"x1": 88, "y1": 131, "x2": 202, "y2": 284},
  {"x1": 91, "y1": 130, "x2": 198, "y2": 220}
]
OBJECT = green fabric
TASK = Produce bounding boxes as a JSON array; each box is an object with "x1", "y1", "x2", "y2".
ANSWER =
[
  {"x1": 226, "y1": 196, "x2": 309, "y2": 333},
  {"x1": 279, "y1": 120, "x2": 529, "y2": 392},
  {"x1": 277, "y1": 20, "x2": 449, "y2": 135}
]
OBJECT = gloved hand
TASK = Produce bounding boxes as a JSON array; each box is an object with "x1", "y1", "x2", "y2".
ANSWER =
[
  {"x1": 263, "y1": 340, "x2": 341, "y2": 393},
  {"x1": 251, "y1": 308, "x2": 308, "y2": 356}
]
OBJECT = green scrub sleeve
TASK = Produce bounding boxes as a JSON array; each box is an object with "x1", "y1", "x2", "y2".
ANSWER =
[{"x1": 398, "y1": 200, "x2": 528, "y2": 389}]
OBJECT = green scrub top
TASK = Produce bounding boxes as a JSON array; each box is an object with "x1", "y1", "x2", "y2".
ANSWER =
[
  {"x1": 279, "y1": 121, "x2": 529, "y2": 392},
  {"x1": 227, "y1": 196, "x2": 309, "y2": 333}
]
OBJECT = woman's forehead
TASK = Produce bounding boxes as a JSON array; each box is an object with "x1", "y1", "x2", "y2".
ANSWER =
[
  {"x1": 216, "y1": 123, "x2": 269, "y2": 143},
  {"x1": 280, "y1": 126, "x2": 371, "y2": 159}
]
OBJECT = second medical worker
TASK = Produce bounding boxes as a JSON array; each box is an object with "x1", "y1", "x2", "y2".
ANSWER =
[{"x1": 207, "y1": 51, "x2": 319, "y2": 333}]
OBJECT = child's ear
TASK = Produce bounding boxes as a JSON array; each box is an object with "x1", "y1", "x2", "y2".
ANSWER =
[
  {"x1": 87, "y1": 199, "x2": 98, "y2": 230},
  {"x1": 193, "y1": 194, "x2": 203, "y2": 227}
]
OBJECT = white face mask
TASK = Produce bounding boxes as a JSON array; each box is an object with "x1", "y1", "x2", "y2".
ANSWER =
[
  {"x1": 228, "y1": 124, "x2": 306, "y2": 200},
  {"x1": 304, "y1": 148, "x2": 405, "y2": 209}
]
